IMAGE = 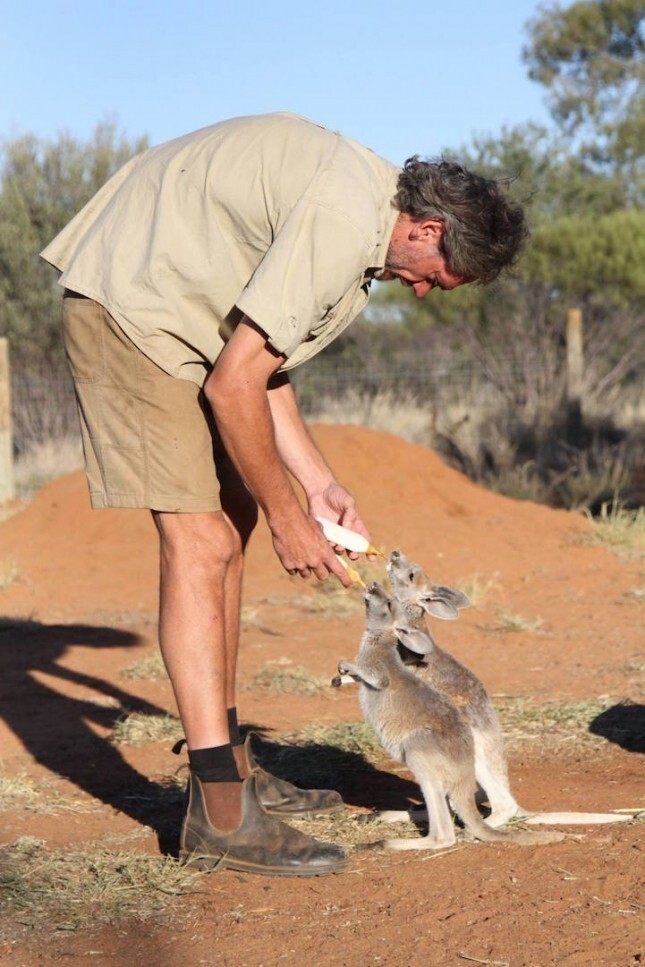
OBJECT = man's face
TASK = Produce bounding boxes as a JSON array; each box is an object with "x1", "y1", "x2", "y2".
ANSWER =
[{"x1": 381, "y1": 214, "x2": 473, "y2": 297}]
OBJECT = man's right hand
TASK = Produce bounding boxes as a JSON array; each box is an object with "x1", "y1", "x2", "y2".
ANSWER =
[{"x1": 269, "y1": 511, "x2": 353, "y2": 587}]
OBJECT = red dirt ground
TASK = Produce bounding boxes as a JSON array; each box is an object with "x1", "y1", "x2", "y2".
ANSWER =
[{"x1": 0, "y1": 425, "x2": 643, "y2": 966}]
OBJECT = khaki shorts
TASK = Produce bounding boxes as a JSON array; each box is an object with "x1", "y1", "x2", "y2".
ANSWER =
[{"x1": 62, "y1": 292, "x2": 244, "y2": 511}]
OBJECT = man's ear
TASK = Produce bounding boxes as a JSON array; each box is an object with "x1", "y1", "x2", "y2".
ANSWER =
[{"x1": 408, "y1": 218, "x2": 445, "y2": 242}]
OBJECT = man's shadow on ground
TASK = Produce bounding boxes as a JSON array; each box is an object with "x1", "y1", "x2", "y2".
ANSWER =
[
  {"x1": 0, "y1": 617, "x2": 186, "y2": 851},
  {"x1": 0, "y1": 619, "x2": 420, "y2": 857}
]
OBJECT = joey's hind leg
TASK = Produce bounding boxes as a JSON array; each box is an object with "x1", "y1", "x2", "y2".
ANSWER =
[
  {"x1": 473, "y1": 730, "x2": 521, "y2": 828},
  {"x1": 382, "y1": 759, "x2": 456, "y2": 851}
]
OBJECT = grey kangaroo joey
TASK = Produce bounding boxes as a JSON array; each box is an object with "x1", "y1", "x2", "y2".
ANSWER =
[
  {"x1": 385, "y1": 550, "x2": 641, "y2": 829},
  {"x1": 336, "y1": 581, "x2": 563, "y2": 851}
]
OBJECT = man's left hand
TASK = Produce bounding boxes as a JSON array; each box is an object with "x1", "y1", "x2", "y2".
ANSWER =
[{"x1": 309, "y1": 484, "x2": 372, "y2": 560}]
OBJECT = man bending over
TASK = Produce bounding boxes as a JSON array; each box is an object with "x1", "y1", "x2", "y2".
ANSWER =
[{"x1": 42, "y1": 112, "x2": 526, "y2": 876}]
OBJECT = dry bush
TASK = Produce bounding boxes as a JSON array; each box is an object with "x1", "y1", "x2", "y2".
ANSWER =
[
  {"x1": 309, "y1": 388, "x2": 433, "y2": 444},
  {"x1": 306, "y1": 380, "x2": 644, "y2": 513}
]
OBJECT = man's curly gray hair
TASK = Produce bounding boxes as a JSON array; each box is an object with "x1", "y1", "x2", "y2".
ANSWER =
[{"x1": 395, "y1": 157, "x2": 528, "y2": 284}]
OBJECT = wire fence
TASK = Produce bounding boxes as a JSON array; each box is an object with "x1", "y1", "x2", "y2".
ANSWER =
[
  {"x1": 10, "y1": 351, "x2": 644, "y2": 455},
  {"x1": 10, "y1": 357, "x2": 519, "y2": 454},
  {"x1": 11, "y1": 368, "x2": 80, "y2": 454},
  {"x1": 7, "y1": 356, "x2": 645, "y2": 510}
]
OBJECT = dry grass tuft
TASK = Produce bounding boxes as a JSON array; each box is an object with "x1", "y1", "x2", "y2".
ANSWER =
[
  {"x1": 245, "y1": 661, "x2": 329, "y2": 696},
  {"x1": 456, "y1": 572, "x2": 499, "y2": 608},
  {"x1": 284, "y1": 721, "x2": 383, "y2": 759},
  {"x1": 111, "y1": 712, "x2": 183, "y2": 746},
  {"x1": 121, "y1": 650, "x2": 167, "y2": 681},
  {"x1": 0, "y1": 837, "x2": 198, "y2": 936},
  {"x1": 291, "y1": 810, "x2": 421, "y2": 849},
  {"x1": 496, "y1": 697, "x2": 613, "y2": 751},
  {"x1": 483, "y1": 608, "x2": 544, "y2": 633},
  {"x1": 578, "y1": 503, "x2": 645, "y2": 560},
  {"x1": 0, "y1": 776, "x2": 98, "y2": 815}
]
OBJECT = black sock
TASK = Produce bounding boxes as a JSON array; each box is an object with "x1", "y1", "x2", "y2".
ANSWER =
[
  {"x1": 188, "y1": 743, "x2": 241, "y2": 782},
  {"x1": 227, "y1": 706, "x2": 242, "y2": 746}
]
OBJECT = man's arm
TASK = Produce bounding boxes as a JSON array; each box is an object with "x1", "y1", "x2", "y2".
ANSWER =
[
  {"x1": 204, "y1": 317, "x2": 352, "y2": 585},
  {"x1": 266, "y1": 374, "x2": 372, "y2": 556}
]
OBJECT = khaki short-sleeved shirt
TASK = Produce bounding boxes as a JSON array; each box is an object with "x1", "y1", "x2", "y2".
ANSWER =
[{"x1": 42, "y1": 112, "x2": 401, "y2": 386}]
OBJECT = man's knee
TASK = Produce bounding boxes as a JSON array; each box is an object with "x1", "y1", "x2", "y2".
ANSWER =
[{"x1": 153, "y1": 510, "x2": 240, "y2": 571}]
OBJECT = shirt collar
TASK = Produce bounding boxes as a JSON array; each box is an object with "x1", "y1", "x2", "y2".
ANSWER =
[{"x1": 364, "y1": 166, "x2": 402, "y2": 279}]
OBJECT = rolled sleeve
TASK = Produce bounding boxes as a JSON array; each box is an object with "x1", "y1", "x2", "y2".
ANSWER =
[{"x1": 235, "y1": 198, "x2": 370, "y2": 358}]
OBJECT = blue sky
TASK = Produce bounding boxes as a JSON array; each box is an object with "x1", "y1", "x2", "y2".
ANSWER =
[{"x1": 1, "y1": 0, "x2": 554, "y2": 163}]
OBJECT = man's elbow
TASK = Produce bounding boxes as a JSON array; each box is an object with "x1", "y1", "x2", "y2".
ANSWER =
[{"x1": 203, "y1": 367, "x2": 232, "y2": 420}]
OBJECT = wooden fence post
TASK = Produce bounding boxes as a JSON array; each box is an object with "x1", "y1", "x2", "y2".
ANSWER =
[
  {"x1": 566, "y1": 308, "x2": 584, "y2": 445},
  {"x1": 0, "y1": 338, "x2": 15, "y2": 502}
]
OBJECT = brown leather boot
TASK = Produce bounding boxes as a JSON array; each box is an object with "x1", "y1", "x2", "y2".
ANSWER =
[
  {"x1": 233, "y1": 732, "x2": 344, "y2": 817},
  {"x1": 179, "y1": 772, "x2": 349, "y2": 877}
]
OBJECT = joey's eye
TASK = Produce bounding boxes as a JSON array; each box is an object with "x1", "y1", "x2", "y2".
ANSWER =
[{"x1": 408, "y1": 571, "x2": 415, "y2": 581}]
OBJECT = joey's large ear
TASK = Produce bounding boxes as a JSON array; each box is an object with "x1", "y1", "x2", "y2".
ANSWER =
[
  {"x1": 432, "y1": 585, "x2": 471, "y2": 610},
  {"x1": 395, "y1": 625, "x2": 435, "y2": 656},
  {"x1": 418, "y1": 595, "x2": 459, "y2": 620}
]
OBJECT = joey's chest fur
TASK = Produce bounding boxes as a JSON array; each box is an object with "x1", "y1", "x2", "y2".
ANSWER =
[{"x1": 355, "y1": 645, "x2": 466, "y2": 762}]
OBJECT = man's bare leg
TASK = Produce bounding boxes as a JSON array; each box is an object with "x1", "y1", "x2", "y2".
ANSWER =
[
  {"x1": 153, "y1": 508, "x2": 249, "y2": 830},
  {"x1": 152, "y1": 502, "x2": 348, "y2": 874}
]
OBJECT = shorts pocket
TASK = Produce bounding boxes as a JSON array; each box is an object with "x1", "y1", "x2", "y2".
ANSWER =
[{"x1": 62, "y1": 297, "x2": 107, "y2": 383}]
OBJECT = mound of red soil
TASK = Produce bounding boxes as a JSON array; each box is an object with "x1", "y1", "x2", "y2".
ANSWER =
[{"x1": 1, "y1": 424, "x2": 593, "y2": 619}]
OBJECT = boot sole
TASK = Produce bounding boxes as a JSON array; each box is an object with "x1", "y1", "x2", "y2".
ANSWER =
[
  {"x1": 264, "y1": 803, "x2": 346, "y2": 819},
  {"x1": 179, "y1": 849, "x2": 350, "y2": 877}
]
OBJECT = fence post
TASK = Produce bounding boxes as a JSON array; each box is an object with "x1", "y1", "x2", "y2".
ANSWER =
[
  {"x1": 566, "y1": 308, "x2": 584, "y2": 446},
  {"x1": 0, "y1": 338, "x2": 15, "y2": 502}
]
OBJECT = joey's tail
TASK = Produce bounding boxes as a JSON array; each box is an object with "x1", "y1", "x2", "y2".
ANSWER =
[
  {"x1": 522, "y1": 810, "x2": 641, "y2": 826},
  {"x1": 454, "y1": 788, "x2": 564, "y2": 846}
]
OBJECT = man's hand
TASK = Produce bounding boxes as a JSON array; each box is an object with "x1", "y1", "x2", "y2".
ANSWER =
[
  {"x1": 309, "y1": 483, "x2": 373, "y2": 561},
  {"x1": 270, "y1": 508, "x2": 353, "y2": 587}
]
